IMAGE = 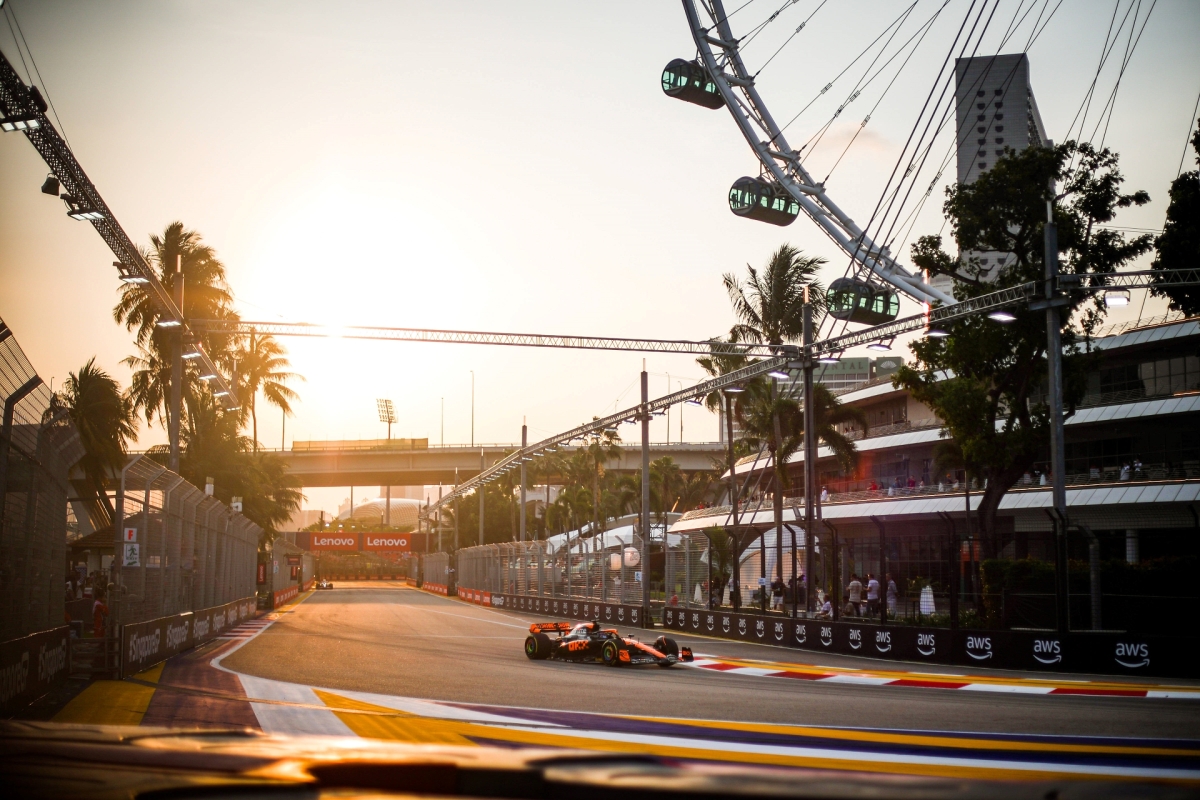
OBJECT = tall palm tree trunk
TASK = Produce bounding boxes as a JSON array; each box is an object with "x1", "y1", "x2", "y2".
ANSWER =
[{"x1": 251, "y1": 393, "x2": 258, "y2": 452}]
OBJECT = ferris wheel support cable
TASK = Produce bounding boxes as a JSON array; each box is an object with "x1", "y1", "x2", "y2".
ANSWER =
[
  {"x1": 1064, "y1": 0, "x2": 1128, "y2": 145},
  {"x1": 821, "y1": 0, "x2": 953, "y2": 184},
  {"x1": 796, "y1": 1, "x2": 920, "y2": 164},
  {"x1": 684, "y1": 0, "x2": 954, "y2": 307},
  {"x1": 1091, "y1": 0, "x2": 1155, "y2": 150}
]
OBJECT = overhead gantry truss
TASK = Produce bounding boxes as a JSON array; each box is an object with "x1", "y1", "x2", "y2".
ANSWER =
[
  {"x1": 681, "y1": 0, "x2": 956, "y2": 308},
  {"x1": 0, "y1": 49, "x2": 238, "y2": 408}
]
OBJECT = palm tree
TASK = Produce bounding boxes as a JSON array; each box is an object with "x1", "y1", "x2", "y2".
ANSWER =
[
  {"x1": 798, "y1": 383, "x2": 868, "y2": 474},
  {"x1": 649, "y1": 456, "x2": 683, "y2": 525},
  {"x1": 60, "y1": 358, "x2": 138, "y2": 527},
  {"x1": 235, "y1": 332, "x2": 302, "y2": 451},
  {"x1": 113, "y1": 222, "x2": 240, "y2": 429},
  {"x1": 723, "y1": 244, "x2": 825, "y2": 593},
  {"x1": 723, "y1": 244, "x2": 826, "y2": 348},
  {"x1": 584, "y1": 428, "x2": 623, "y2": 534}
]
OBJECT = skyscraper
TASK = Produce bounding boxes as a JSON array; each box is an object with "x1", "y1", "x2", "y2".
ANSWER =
[{"x1": 932, "y1": 53, "x2": 1048, "y2": 292}]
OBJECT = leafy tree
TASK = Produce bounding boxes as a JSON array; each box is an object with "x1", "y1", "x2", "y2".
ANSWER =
[
  {"x1": 59, "y1": 358, "x2": 137, "y2": 526},
  {"x1": 1149, "y1": 119, "x2": 1200, "y2": 315},
  {"x1": 896, "y1": 142, "x2": 1151, "y2": 556},
  {"x1": 649, "y1": 456, "x2": 683, "y2": 524},
  {"x1": 797, "y1": 383, "x2": 868, "y2": 475},
  {"x1": 235, "y1": 332, "x2": 302, "y2": 451}
]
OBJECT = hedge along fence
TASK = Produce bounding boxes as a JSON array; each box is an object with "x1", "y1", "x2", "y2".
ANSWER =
[{"x1": 120, "y1": 596, "x2": 255, "y2": 678}]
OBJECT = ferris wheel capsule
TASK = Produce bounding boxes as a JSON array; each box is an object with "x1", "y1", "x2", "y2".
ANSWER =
[
  {"x1": 728, "y1": 176, "x2": 799, "y2": 226},
  {"x1": 828, "y1": 278, "x2": 900, "y2": 325},
  {"x1": 661, "y1": 59, "x2": 725, "y2": 109}
]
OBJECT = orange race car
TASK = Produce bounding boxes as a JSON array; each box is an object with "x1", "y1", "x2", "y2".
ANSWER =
[{"x1": 523, "y1": 620, "x2": 693, "y2": 667}]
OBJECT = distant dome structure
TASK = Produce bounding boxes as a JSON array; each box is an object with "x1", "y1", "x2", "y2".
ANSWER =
[{"x1": 338, "y1": 497, "x2": 421, "y2": 528}]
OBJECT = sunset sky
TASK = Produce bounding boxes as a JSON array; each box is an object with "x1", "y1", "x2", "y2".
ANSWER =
[{"x1": 2, "y1": 0, "x2": 1197, "y2": 515}]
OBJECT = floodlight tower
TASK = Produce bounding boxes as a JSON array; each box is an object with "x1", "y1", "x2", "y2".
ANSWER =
[{"x1": 377, "y1": 398, "x2": 396, "y2": 527}]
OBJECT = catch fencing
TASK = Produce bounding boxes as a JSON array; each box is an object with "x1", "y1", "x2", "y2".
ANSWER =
[
  {"x1": 456, "y1": 534, "x2": 651, "y2": 606},
  {"x1": 265, "y1": 536, "x2": 314, "y2": 608},
  {"x1": 422, "y1": 551, "x2": 450, "y2": 594},
  {"x1": 0, "y1": 316, "x2": 84, "y2": 644},
  {"x1": 112, "y1": 455, "x2": 260, "y2": 628}
]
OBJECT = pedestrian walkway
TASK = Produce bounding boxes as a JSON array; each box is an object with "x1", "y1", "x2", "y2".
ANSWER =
[{"x1": 686, "y1": 653, "x2": 1200, "y2": 699}]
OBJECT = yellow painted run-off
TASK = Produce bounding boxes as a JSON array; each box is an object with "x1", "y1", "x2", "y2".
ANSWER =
[{"x1": 53, "y1": 662, "x2": 164, "y2": 726}]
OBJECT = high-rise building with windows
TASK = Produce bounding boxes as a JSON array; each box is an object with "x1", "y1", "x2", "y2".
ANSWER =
[{"x1": 931, "y1": 53, "x2": 1048, "y2": 293}]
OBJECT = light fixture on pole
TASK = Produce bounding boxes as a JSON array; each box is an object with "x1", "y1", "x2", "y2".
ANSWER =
[
  {"x1": 867, "y1": 338, "x2": 893, "y2": 352},
  {"x1": 1104, "y1": 288, "x2": 1131, "y2": 307},
  {"x1": 0, "y1": 114, "x2": 41, "y2": 132},
  {"x1": 816, "y1": 352, "x2": 842, "y2": 364},
  {"x1": 987, "y1": 310, "x2": 1017, "y2": 322},
  {"x1": 766, "y1": 369, "x2": 790, "y2": 380},
  {"x1": 925, "y1": 327, "x2": 950, "y2": 338},
  {"x1": 40, "y1": 174, "x2": 60, "y2": 196},
  {"x1": 376, "y1": 398, "x2": 395, "y2": 440},
  {"x1": 113, "y1": 262, "x2": 149, "y2": 284},
  {"x1": 182, "y1": 348, "x2": 202, "y2": 360},
  {"x1": 199, "y1": 372, "x2": 217, "y2": 381},
  {"x1": 725, "y1": 385, "x2": 745, "y2": 393},
  {"x1": 685, "y1": 397, "x2": 704, "y2": 406},
  {"x1": 156, "y1": 318, "x2": 182, "y2": 328}
]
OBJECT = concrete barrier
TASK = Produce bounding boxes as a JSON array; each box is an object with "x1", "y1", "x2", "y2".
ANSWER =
[
  {"x1": 121, "y1": 597, "x2": 255, "y2": 678},
  {"x1": 0, "y1": 626, "x2": 69, "y2": 716}
]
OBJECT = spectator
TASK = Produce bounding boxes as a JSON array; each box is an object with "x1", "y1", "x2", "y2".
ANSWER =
[
  {"x1": 668, "y1": 592, "x2": 679, "y2": 607},
  {"x1": 92, "y1": 590, "x2": 109, "y2": 639},
  {"x1": 846, "y1": 574, "x2": 863, "y2": 616},
  {"x1": 771, "y1": 577, "x2": 784, "y2": 611},
  {"x1": 1119, "y1": 462, "x2": 1131, "y2": 481},
  {"x1": 816, "y1": 596, "x2": 833, "y2": 619},
  {"x1": 868, "y1": 480, "x2": 879, "y2": 492},
  {"x1": 886, "y1": 573, "x2": 898, "y2": 616},
  {"x1": 866, "y1": 573, "x2": 881, "y2": 617},
  {"x1": 820, "y1": 486, "x2": 830, "y2": 502},
  {"x1": 1133, "y1": 457, "x2": 1144, "y2": 479},
  {"x1": 907, "y1": 475, "x2": 916, "y2": 489}
]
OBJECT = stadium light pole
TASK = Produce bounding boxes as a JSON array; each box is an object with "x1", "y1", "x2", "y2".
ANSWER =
[
  {"x1": 470, "y1": 371, "x2": 475, "y2": 448},
  {"x1": 479, "y1": 447, "x2": 485, "y2": 547}
]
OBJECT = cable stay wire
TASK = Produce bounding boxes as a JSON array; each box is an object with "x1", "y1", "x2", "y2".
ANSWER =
[
  {"x1": 703, "y1": 0, "x2": 762, "y2": 33},
  {"x1": 1062, "y1": 0, "x2": 1129, "y2": 146},
  {"x1": 1177, "y1": 83, "x2": 1200, "y2": 177},
  {"x1": 737, "y1": 0, "x2": 804, "y2": 52},
  {"x1": 818, "y1": 0, "x2": 956, "y2": 183},
  {"x1": 874, "y1": 0, "x2": 1055, "y2": 261},
  {"x1": 770, "y1": 2, "x2": 926, "y2": 145},
  {"x1": 796, "y1": 0, "x2": 922, "y2": 165},
  {"x1": 751, "y1": 0, "x2": 829, "y2": 78},
  {"x1": 1089, "y1": 0, "x2": 1156, "y2": 150},
  {"x1": 2, "y1": 1, "x2": 71, "y2": 149}
]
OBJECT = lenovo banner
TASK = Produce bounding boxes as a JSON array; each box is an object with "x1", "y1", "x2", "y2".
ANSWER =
[
  {"x1": 0, "y1": 626, "x2": 69, "y2": 716},
  {"x1": 363, "y1": 534, "x2": 412, "y2": 552},
  {"x1": 308, "y1": 533, "x2": 360, "y2": 551}
]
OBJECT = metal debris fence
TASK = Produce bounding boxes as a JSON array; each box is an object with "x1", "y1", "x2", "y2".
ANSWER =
[
  {"x1": 0, "y1": 317, "x2": 84, "y2": 643},
  {"x1": 112, "y1": 455, "x2": 259, "y2": 628}
]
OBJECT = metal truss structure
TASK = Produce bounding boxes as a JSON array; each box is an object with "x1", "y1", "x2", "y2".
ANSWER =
[
  {"x1": 189, "y1": 320, "x2": 782, "y2": 357},
  {"x1": 0, "y1": 50, "x2": 238, "y2": 408},
  {"x1": 682, "y1": 0, "x2": 955, "y2": 307}
]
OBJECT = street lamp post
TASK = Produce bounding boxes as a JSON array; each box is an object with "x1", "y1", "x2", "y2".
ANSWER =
[
  {"x1": 168, "y1": 255, "x2": 183, "y2": 473},
  {"x1": 470, "y1": 371, "x2": 475, "y2": 448},
  {"x1": 640, "y1": 364, "x2": 651, "y2": 623}
]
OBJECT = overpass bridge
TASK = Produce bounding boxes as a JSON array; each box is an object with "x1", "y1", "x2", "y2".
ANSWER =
[{"x1": 271, "y1": 440, "x2": 726, "y2": 487}]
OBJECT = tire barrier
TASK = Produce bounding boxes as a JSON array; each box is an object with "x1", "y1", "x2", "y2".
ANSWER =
[
  {"x1": 0, "y1": 626, "x2": 69, "y2": 717},
  {"x1": 120, "y1": 596, "x2": 256, "y2": 678},
  {"x1": 494, "y1": 594, "x2": 648, "y2": 629},
  {"x1": 660, "y1": 608, "x2": 1197, "y2": 679}
]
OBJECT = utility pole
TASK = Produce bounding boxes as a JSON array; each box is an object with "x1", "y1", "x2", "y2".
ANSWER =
[
  {"x1": 437, "y1": 485, "x2": 443, "y2": 552},
  {"x1": 479, "y1": 448, "x2": 485, "y2": 547},
  {"x1": 520, "y1": 420, "x2": 527, "y2": 591},
  {"x1": 802, "y1": 292, "x2": 817, "y2": 615},
  {"x1": 725, "y1": 390, "x2": 739, "y2": 611},
  {"x1": 168, "y1": 254, "x2": 183, "y2": 474},
  {"x1": 454, "y1": 468, "x2": 460, "y2": 553},
  {"x1": 470, "y1": 371, "x2": 475, "y2": 448},
  {"x1": 640, "y1": 363, "x2": 651, "y2": 622},
  {"x1": 1042, "y1": 197, "x2": 1070, "y2": 634}
]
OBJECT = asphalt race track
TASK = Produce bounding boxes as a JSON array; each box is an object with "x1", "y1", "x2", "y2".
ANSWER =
[{"x1": 220, "y1": 582, "x2": 1200, "y2": 739}]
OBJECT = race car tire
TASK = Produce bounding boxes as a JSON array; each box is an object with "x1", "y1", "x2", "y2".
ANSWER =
[
  {"x1": 655, "y1": 636, "x2": 680, "y2": 658},
  {"x1": 601, "y1": 640, "x2": 621, "y2": 667},
  {"x1": 524, "y1": 633, "x2": 552, "y2": 660}
]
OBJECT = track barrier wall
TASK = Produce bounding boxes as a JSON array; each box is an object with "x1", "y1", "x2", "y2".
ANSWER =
[
  {"x1": 494, "y1": 593, "x2": 647, "y2": 628},
  {"x1": 0, "y1": 625, "x2": 69, "y2": 716},
  {"x1": 120, "y1": 596, "x2": 255, "y2": 678},
  {"x1": 660, "y1": 607, "x2": 1196, "y2": 679}
]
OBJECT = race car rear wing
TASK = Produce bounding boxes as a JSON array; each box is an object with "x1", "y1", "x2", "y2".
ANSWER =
[{"x1": 529, "y1": 621, "x2": 572, "y2": 634}]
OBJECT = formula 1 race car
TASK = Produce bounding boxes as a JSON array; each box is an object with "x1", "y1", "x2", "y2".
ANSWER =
[
  {"x1": 523, "y1": 620, "x2": 693, "y2": 667},
  {"x1": 316, "y1": 579, "x2": 333, "y2": 590}
]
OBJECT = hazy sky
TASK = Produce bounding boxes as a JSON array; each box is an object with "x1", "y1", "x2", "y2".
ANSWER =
[{"x1": 2, "y1": 1, "x2": 1197, "y2": 515}]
